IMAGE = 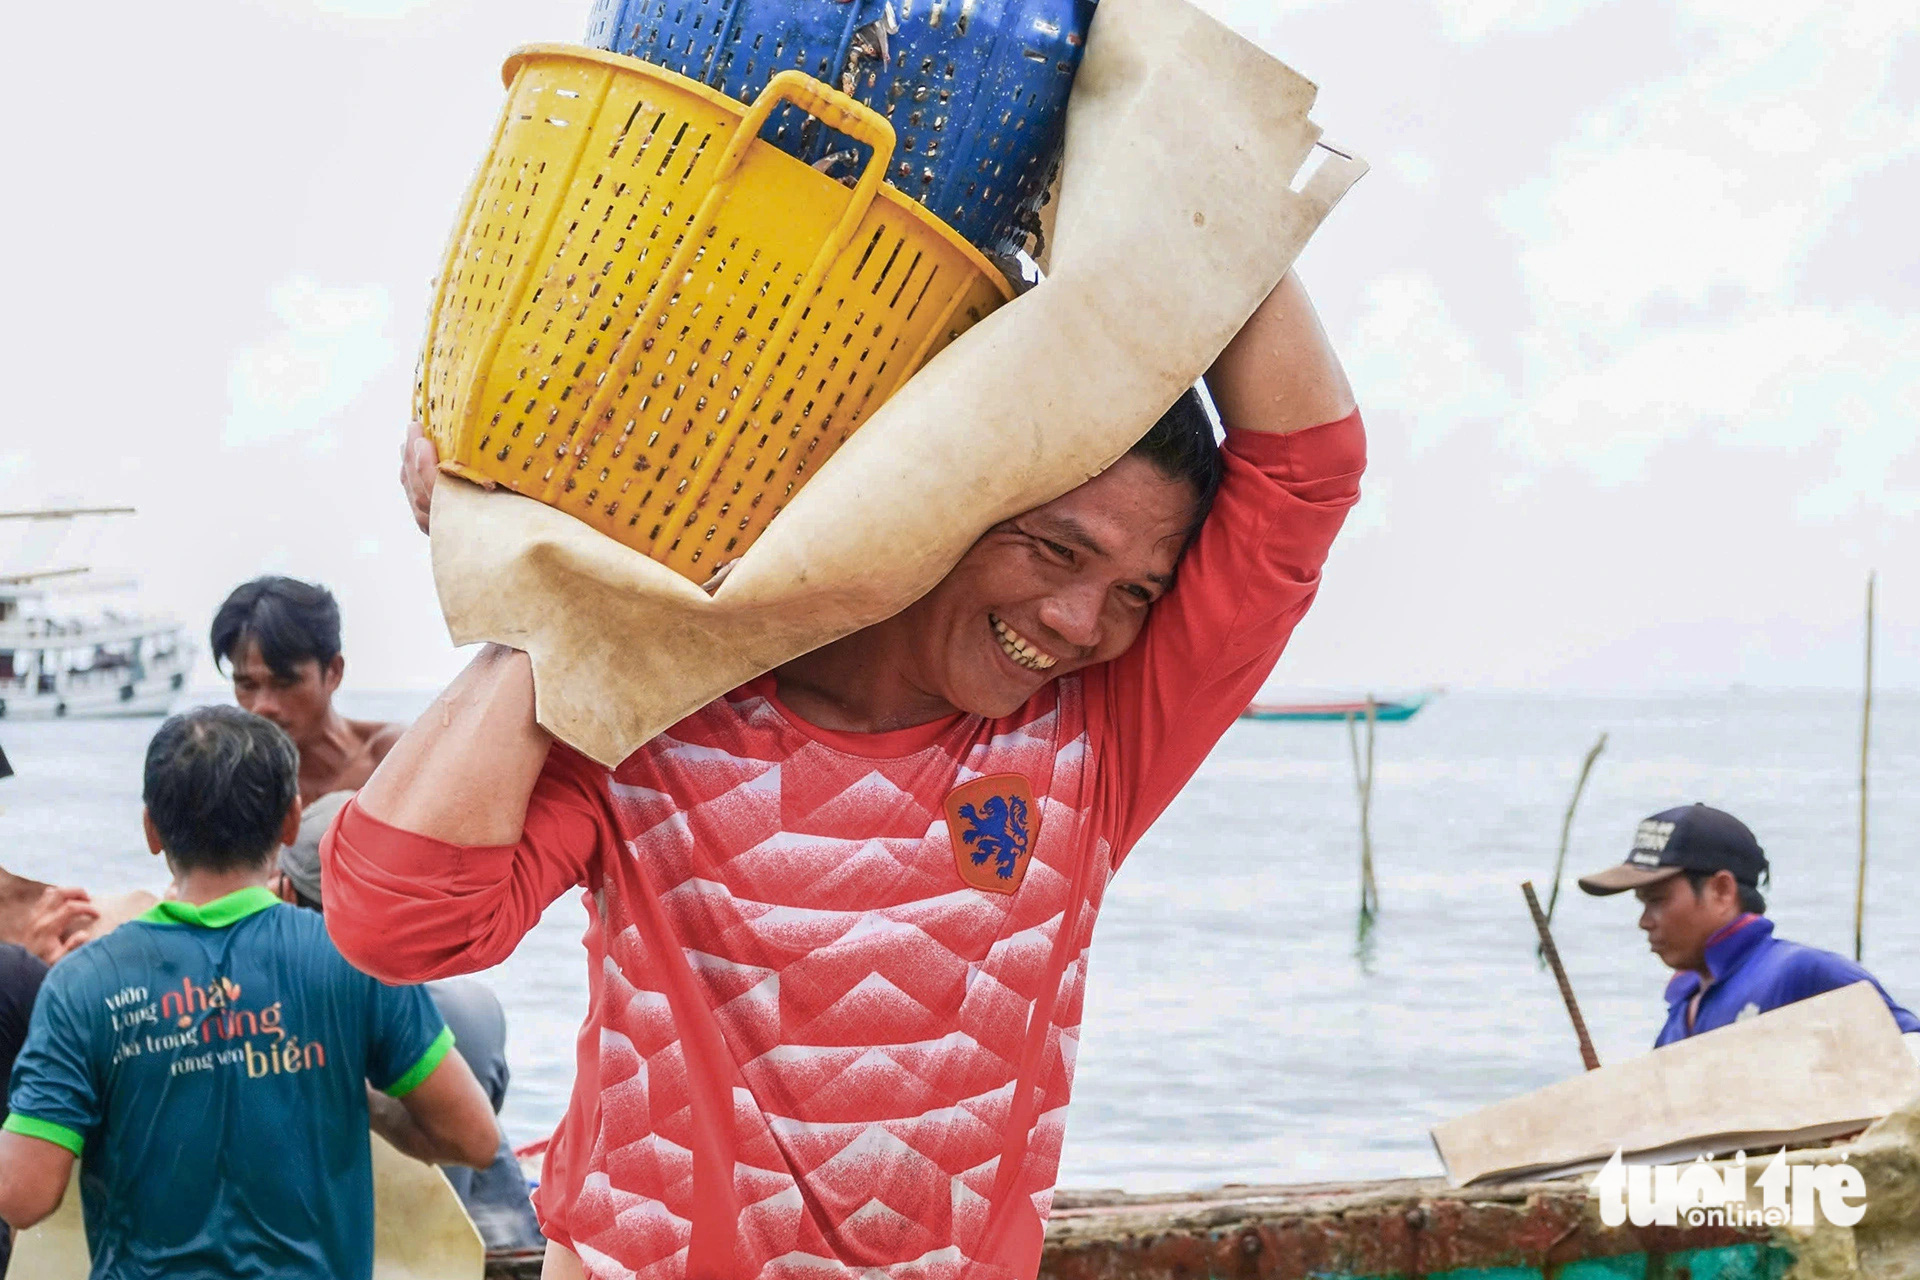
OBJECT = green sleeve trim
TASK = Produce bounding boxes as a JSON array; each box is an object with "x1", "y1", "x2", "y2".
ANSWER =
[
  {"x1": 3, "y1": 1113, "x2": 84, "y2": 1156},
  {"x1": 383, "y1": 1026, "x2": 455, "y2": 1099}
]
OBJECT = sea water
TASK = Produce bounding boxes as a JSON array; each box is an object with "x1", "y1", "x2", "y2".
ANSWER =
[{"x1": 6, "y1": 690, "x2": 1917, "y2": 1191}]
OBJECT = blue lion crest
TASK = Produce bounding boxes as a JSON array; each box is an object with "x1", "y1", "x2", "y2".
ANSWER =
[{"x1": 958, "y1": 794, "x2": 1031, "y2": 880}]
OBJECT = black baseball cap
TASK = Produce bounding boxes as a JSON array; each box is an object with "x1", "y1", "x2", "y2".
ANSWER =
[{"x1": 1578, "y1": 803, "x2": 1769, "y2": 896}]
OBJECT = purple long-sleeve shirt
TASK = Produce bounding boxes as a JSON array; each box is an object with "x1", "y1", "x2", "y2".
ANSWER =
[{"x1": 1657, "y1": 914, "x2": 1920, "y2": 1047}]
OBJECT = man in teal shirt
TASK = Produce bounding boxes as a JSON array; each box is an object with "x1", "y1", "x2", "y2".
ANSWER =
[{"x1": 0, "y1": 706, "x2": 499, "y2": 1279}]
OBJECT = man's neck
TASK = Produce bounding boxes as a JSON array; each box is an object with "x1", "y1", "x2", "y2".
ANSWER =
[
  {"x1": 298, "y1": 710, "x2": 363, "y2": 772},
  {"x1": 294, "y1": 710, "x2": 386, "y2": 804},
  {"x1": 774, "y1": 619, "x2": 958, "y2": 733},
  {"x1": 1688, "y1": 911, "x2": 1750, "y2": 982},
  {"x1": 168, "y1": 865, "x2": 276, "y2": 907}
]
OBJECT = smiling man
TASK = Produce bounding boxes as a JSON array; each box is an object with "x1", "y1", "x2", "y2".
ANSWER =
[
  {"x1": 321, "y1": 271, "x2": 1364, "y2": 1280},
  {"x1": 212, "y1": 577, "x2": 402, "y2": 805},
  {"x1": 1580, "y1": 803, "x2": 1920, "y2": 1048}
]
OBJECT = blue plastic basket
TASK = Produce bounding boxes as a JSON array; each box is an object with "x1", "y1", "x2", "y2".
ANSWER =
[{"x1": 584, "y1": 0, "x2": 1094, "y2": 258}]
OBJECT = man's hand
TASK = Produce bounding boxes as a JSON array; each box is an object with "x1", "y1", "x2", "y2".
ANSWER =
[
  {"x1": 401, "y1": 422, "x2": 438, "y2": 535},
  {"x1": 21, "y1": 887, "x2": 97, "y2": 965}
]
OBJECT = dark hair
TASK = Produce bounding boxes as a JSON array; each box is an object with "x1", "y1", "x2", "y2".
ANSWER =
[
  {"x1": 1127, "y1": 385, "x2": 1223, "y2": 540},
  {"x1": 1684, "y1": 869, "x2": 1767, "y2": 916},
  {"x1": 143, "y1": 706, "x2": 299, "y2": 873},
  {"x1": 211, "y1": 577, "x2": 341, "y2": 680}
]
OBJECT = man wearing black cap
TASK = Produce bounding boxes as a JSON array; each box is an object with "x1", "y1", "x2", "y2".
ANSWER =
[{"x1": 1580, "y1": 803, "x2": 1920, "y2": 1047}]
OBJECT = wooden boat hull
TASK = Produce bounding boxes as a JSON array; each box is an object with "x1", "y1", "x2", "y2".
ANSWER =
[
  {"x1": 476, "y1": 1175, "x2": 1795, "y2": 1279},
  {"x1": 1041, "y1": 1177, "x2": 1788, "y2": 1280}
]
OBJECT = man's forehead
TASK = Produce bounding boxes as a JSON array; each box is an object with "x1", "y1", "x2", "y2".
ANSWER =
[
  {"x1": 1024, "y1": 464, "x2": 1193, "y2": 538},
  {"x1": 227, "y1": 640, "x2": 318, "y2": 677},
  {"x1": 1025, "y1": 503, "x2": 1181, "y2": 579}
]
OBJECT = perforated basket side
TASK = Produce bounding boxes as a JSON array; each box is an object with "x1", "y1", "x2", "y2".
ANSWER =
[
  {"x1": 852, "y1": 0, "x2": 1091, "y2": 254},
  {"x1": 418, "y1": 48, "x2": 1014, "y2": 579},
  {"x1": 651, "y1": 188, "x2": 1009, "y2": 576},
  {"x1": 586, "y1": 0, "x2": 1094, "y2": 256}
]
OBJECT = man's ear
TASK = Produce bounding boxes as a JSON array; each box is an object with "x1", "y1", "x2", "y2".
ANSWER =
[
  {"x1": 1710, "y1": 869, "x2": 1741, "y2": 908},
  {"x1": 323, "y1": 653, "x2": 345, "y2": 695},
  {"x1": 142, "y1": 809, "x2": 164, "y2": 857},
  {"x1": 279, "y1": 797, "x2": 305, "y2": 850}
]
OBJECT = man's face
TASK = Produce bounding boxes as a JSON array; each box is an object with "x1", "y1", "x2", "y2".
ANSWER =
[
  {"x1": 895, "y1": 455, "x2": 1198, "y2": 718},
  {"x1": 1634, "y1": 871, "x2": 1737, "y2": 972},
  {"x1": 227, "y1": 637, "x2": 342, "y2": 750}
]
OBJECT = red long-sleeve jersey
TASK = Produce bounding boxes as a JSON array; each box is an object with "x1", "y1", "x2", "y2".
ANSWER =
[{"x1": 323, "y1": 413, "x2": 1364, "y2": 1279}]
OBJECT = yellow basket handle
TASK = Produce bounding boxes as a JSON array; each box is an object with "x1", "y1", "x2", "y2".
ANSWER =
[
  {"x1": 711, "y1": 69, "x2": 897, "y2": 207},
  {"x1": 629, "y1": 71, "x2": 900, "y2": 537}
]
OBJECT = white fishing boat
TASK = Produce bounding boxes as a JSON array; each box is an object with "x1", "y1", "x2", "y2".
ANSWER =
[{"x1": 0, "y1": 508, "x2": 193, "y2": 721}]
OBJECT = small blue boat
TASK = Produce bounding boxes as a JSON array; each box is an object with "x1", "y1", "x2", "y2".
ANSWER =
[{"x1": 1240, "y1": 693, "x2": 1432, "y2": 723}]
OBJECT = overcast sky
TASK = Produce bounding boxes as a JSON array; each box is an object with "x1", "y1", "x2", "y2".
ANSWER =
[{"x1": 2, "y1": 0, "x2": 1915, "y2": 693}]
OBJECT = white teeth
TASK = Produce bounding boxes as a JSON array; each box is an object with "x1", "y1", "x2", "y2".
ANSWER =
[{"x1": 990, "y1": 615, "x2": 1058, "y2": 672}]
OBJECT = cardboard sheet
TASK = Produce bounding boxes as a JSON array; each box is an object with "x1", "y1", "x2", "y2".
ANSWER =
[
  {"x1": 369, "y1": 1132, "x2": 487, "y2": 1279},
  {"x1": 430, "y1": 0, "x2": 1366, "y2": 765},
  {"x1": 1430, "y1": 982, "x2": 1920, "y2": 1186},
  {"x1": 9, "y1": 1133, "x2": 483, "y2": 1279}
]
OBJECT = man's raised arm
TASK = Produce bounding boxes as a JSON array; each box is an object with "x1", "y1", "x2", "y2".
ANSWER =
[
  {"x1": 318, "y1": 436, "x2": 612, "y2": 982},
  {"x1": 352, "y1": 643, "x2": 549, "y2": 846},
  {"x1": 1206, "y1": 270, "x2": 1356, "y2": 436},
  {"x1": 1091, "y1": 270, "x2": 1365, "y2": 860},
  {"x1": 323, "y1": 643, "x2": 607, "y2": 982}
]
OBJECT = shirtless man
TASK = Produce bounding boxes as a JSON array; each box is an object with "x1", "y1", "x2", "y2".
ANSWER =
[
  {"x1": 324, "y1": 271, "x2": 1362, "y2": 1279},
  {"x1": 212, "y1": 577, "x2": 402, "y2": 805}
]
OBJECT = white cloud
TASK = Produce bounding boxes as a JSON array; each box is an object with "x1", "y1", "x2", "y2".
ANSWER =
[
  {"x1": 1498, "y1": 0, "x2": 1920, "y2": 337},
  {"x1": 225, "y1": 277, "x2": 398, "y2": 447},
  {"x1": 1476, "y1": 0, "x2": 1920, "y2": 516},
  {"x1": 253, "y1": 0, "x2": 439, "y2": 20},
  {"x1": 1500, "y1": 143, "x2": 1812, "y2": 330},
  {"x1": 1505, "y1": 307, "x2": 1920, "y2": 503},
  {"x1": 1340, "y1": 475, "x2": 1391, "y2": 537},
  {"x1": 1432, "y1": 0, "x2": 1608, "y2": 44},
  {"x1": 1383, "y1": 152, "x2": 1438, "y2": 189},
  {"x1": 1343, "y1": 271, "x2": 1510, "y2": 454}
]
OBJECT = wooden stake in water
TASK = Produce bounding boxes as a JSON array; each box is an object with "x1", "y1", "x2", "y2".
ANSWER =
[
  {"x1": 1544, "y1": 732, "x2": 1608, "y2": 930},
  {"x1": 1856, "y1": 571, "x2": 1875, "y2": 964},
  {"x1": 1348, "y1": 697, "x2": 1380, "y2": 928},
  {"x1": 1522, "y1": 880, "x2": 1600, "y2": 1071}
]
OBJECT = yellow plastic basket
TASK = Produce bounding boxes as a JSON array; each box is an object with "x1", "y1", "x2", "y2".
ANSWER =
[{"x1": 417, "y1": 46, "x2": 1015, "y2": 580}]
